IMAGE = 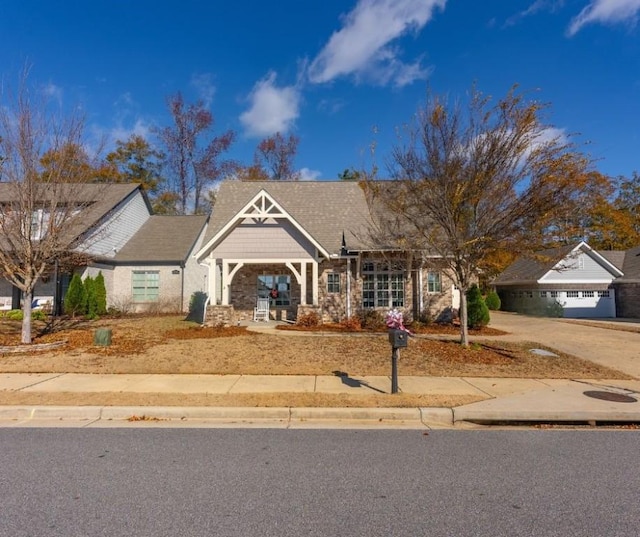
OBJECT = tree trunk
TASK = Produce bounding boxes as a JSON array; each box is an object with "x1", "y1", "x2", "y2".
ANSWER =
[
  {"x1": 458, "y1": 289, "x2": 469, "y2": 347},
  {"x1": 21, "y1": 289, "x2": 33, "y2": 345}
]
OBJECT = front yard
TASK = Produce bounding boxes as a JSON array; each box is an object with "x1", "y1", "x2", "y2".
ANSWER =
[{"x1": 0, "y1": 315, "x2": 631, "y2": 408}]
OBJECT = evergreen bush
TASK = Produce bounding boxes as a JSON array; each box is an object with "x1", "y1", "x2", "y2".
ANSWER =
[
  {"x1": 466, "y1": 284, "x2": 490, "y2": 328},
  {"x1": 94, "y1": 271, "x2": 107, "y2": 315},
  {"x1": 64, "y1": 274, "x2": 87, "y2": 317},
  {"x1": 85, "y1": 275, "x2": 98, "y2": 319},
  {"x1": 485, "y1": 290, "x2": 501, "y2": 311}
]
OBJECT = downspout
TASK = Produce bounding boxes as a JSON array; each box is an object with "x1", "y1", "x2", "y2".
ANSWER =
[
  {"x1": 180, "y1": 261, "x2": 185, "y2": 313},
  {"x1": 418, "y1": 258, "x2": 424, "y2": 319},
  {"x1": 198, "y1": 260, "x2": 210, "y2": 326},
  {"x1": 346, "y1": 257, "x2": 351, "y2": 319}
]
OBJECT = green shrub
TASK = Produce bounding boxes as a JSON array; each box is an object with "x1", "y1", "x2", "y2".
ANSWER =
[
  {"x1": 85, "y1": 275, "x2": 98, "y2": 319},
  {"x1": 64, "y1": 273, "x2": 87, "y2": 317},
  {"x1": 466, "y1": 284, "x2": 490, "y2": 328},
  {"x1": 32, "y1": 309, "x2": 47, "y2": 321},
  {"x1": 6, "y1": 309, "x2": 23, "y2": 320},
  {"x1": 485, "y1": 290, "x2": 501, "y2": 311},
  {"x1": 94, "y1": 271, "x2": 107, "y2": 315}
]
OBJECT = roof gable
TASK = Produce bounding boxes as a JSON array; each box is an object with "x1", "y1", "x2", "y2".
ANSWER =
[
  {"x1": 196, "y1": 188, "x2": 330, "y2": 261},
  {"x1": 196, "y1": 181, "x2": 372, "y2": 260},
  {"x1": 495, "y1": 241, "x2": 624, "y2": 285}
]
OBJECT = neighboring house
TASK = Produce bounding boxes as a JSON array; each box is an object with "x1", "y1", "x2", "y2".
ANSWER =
[
  {"x1": 195, "y1": 181, "x2": 459, "y2": 325},
  {"x1": 493, "y1": 241, "x2": 627, "y2": 318},
  {"x1": 0, "y1": 183, "x2": 208, "y2": 313},
  {"x1": 612, "y1": 245, "x2": 640, "y2": 318}
]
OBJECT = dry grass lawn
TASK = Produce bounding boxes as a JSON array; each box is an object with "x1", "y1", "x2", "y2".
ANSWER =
[{"x1": 0, "y1": 315, "x2": 631, "y2": 408}]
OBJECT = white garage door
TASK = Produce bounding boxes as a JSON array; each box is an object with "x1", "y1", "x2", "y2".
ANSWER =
[{"x1": 560, "y1": 290, "x2": 616, "y2": 318}]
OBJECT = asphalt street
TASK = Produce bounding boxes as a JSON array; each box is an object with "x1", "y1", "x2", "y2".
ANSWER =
[{"x1": 1, "y1": 428, "x2": 639, "y2": 536}]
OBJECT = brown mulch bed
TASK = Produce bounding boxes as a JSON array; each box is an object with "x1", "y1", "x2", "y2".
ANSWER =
[{"x1": 277, "y1": 322, "x2": 507, "y2": 337}]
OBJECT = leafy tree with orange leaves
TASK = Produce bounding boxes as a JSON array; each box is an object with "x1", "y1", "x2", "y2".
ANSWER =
[{"x1": 366, "y1": 85, "x2": 590, "y2": 347}]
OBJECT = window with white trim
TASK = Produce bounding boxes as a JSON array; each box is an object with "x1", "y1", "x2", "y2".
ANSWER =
[
  {"x1": 362, "y1": 261, "x2": 404, "y2": 308},
  {"x1": 132, "y1": 271, "x2": 159, "y2": 302},
  {"x1": 427, "y1": 272, "x2": 442, "y2": 293},
  {"x1": 327, "y1": 272, "x2": 341, "y2": 294},
  {"x1": 583, "y1": 291, "x2": 595, "y2": 298},
  {"x1": 598, "y1": 290, "x2": 610, "y2": 298},
  {"x1": 566, "y1": 291, "x2": 579, "y2": 298}
]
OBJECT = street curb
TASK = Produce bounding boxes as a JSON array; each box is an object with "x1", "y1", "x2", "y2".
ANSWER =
[
  {"x1": 453, "y1": 407, "x2": 640, "y2": 424},
  {"x1": 0, "y1": 405, "x2": 449, "y2": 427}
]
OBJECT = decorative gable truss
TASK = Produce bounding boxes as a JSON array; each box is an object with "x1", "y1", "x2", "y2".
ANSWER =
[{"x1": 196, "y1": 190, "x2": 329, "y2": 307}]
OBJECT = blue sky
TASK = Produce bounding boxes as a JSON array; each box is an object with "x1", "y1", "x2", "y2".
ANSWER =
[{"x1": 1, "y1": 0, "x2": 639, "y2": 181}]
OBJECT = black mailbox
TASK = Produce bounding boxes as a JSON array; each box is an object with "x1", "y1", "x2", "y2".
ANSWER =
[{"x1": 388, "y1": 329, "x2": 408, "y2": 348}]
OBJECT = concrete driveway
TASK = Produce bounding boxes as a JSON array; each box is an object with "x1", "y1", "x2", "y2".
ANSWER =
[{"x1": 487, "y1": 312, "x2": 640, "y2": 378}]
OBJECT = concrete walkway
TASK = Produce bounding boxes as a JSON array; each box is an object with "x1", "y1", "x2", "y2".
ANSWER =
[{"x1": 1, "y1": 312, "x2": 639, "y2": 428}]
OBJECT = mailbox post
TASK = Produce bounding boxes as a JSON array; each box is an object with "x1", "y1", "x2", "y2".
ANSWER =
[{"x1": 388, "y1": 328, "x2": 408, "y2": 394}]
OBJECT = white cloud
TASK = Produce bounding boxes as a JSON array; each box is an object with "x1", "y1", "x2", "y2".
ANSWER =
[
  {"x1": 41, "y1": 82, "x2": 63, "y2": 105},
  {"x1": 190, "y1": 72, "x2": 216, "y2": 107},
  {"x1": 240, "y1": 71, "x2": 301, "y2": 137},
  {"x1": 307, "y1": 0, "x2": 446, "y2": 86},
  {"x1": 568, "y1": 0, "x2": 640, "y2": 35},
  {"x1": 298, "y1": 167, "x2": 322, "y2": 181},
  {"x1": 504, "y1": 0, "x2": 565, "y2": 27},
  {"x1": 108, "y1": 118, "x2": 152, "y2": 145}
]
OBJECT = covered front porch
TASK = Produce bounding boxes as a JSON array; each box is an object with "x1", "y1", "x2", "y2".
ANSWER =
[{"x1": 204, "y1": 259, "x2": 322, "y2": 323}]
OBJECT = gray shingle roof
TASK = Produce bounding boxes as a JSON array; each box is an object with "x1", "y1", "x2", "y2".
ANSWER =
[
  {"x1": 0, "y1": 182, "x2": 144, "y2": 246},
  {"x1": 493, "y1": 244, "x2": 577, "y2": 284},
  {"x1": 494, "y1": 243, "x2": 628, "y2": 285},
  {"x1": 202, "y1": 181, "x2": 373, "y2": 256},
  {"x1": 617, "y1": 245, "x2": 640, "y2": 282},
  {"x1": 114, "y1": 215, "x2": 208, "y2": 263}
]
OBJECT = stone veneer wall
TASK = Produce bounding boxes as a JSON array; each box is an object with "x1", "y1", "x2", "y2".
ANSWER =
[
  {"x1": 205, "y1": 305, "x2": 235, "y2": 327},
  {"x1": 613, "y1": 282, "x2": 640, "y2": 318},
  {"x1": 230, "y1": 264, "x2": 300, "y2": 321}
]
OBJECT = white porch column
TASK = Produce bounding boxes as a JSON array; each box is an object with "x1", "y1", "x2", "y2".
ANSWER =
[
  {"x1": 222, "y1": 261, "x2": 230, "y2": 305},
  {"x1": 312, "y1": 261, "x2": 319, "y2": 306},
  {"x1": 300, "y1": 261, "x2": 307, "y2": 305}
]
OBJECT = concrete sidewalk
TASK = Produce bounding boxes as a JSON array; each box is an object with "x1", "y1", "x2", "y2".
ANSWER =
[
  {"x1": 1, "y1": 372, "x2": 639, "y2": 428},
  {"x1": 1, "y1": 312, "x2": 639, "y2": 428}
]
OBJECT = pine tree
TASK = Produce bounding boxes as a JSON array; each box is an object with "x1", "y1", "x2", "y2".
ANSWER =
[
  {"x1": 85, "y1": 275, "x2": 98, "y2": 319},
  {"x1": 466, "y1": 284, "x2": 490, "y2": 328},
  {"x1": 94, "y1": 271, "x2": 107, "y2": 315},
  {"x1": 64, "y1": 274, "x2": 87, "y2": 317}
]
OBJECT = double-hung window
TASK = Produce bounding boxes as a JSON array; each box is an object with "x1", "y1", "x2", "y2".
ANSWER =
[
  {"x1": 327, "y1": 272, "x2": 341, "y2": 294},
  {"x1": 362, "y1": 261, "x2": 404, "y2": 308},
  {"x1": 427, "y1": 272, "x2": 442, "y2": 293},
  {"x1": 132, "y1": 271, "x2": 160, "y2": 302}
]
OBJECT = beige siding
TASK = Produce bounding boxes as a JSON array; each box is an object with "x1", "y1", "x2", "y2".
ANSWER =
[
  {"x1": 212, "y1": 221, "x2": 315, "y2": 259},
  {"x1": 111, "y1": 265, "x2": 183, "y2": 313}
]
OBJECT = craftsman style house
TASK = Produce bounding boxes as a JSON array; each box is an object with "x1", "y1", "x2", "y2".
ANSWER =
[{"x1": 195, "y1": 181, "x2": 459, "y2": 325}]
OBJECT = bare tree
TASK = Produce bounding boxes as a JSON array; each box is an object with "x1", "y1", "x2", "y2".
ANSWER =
[
  {"x1": 366, "y1": 85, "x2": 589, "y2": 346},
  {"x1": 158, "y1": 93, "x2": 235, "y2": 214},
  {"x1": 0, "y1": 72, "x2": 99, "y2": 343},
  {"x1": 236, "y1": 132, "x2": 301, "y2": 182}
]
